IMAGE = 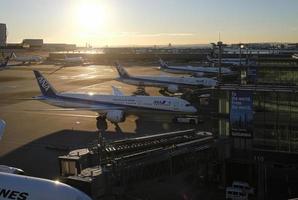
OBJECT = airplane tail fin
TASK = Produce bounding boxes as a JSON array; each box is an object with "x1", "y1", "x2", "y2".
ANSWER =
[
  {"x1": 158, "y1": 58, "x2": 168, "y2": 69},
  {"x1": 10, "y1": 52, "x2": 16, "y2": 59},
  {"x1": 33, "y1": 70, "x2": 58, "y2": 98},
  {"x1": 0, "y1": 119, "x2": 6, "y2": 141},
  {"x1": 115, "y1": 62, "x2": 130, "y2": 78}
]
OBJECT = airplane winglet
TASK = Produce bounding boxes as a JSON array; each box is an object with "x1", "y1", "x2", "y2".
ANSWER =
[
  {"x1": 112, "y1": 86, "x2": 124, "y2": 96},
  {"x1": 0, "y1": 119, "x2": 6, "y2": 141},
  {"x1": 159, "y1": 58, "x2": 168, "y2": 68}
]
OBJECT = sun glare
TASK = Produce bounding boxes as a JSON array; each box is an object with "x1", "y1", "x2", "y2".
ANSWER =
[{"x1": 75, "y1": 1, "x2": 106, "y2": 34}]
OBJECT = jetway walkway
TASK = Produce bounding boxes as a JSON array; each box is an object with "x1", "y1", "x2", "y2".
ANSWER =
[
  {"x1": 58, "y1": 129, "x2": 216, "y2": 198},
  {"x1": 216, "y1": 84, "x2": 298, "y2": 93}
]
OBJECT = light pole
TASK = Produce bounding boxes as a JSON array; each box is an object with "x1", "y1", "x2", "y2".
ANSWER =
[
  {"x1": 217, "y1": 41, "x2": 223, "y2": 82},
  {"x1": 239, "y1": 43, "x2": 244, "y2": 66}
]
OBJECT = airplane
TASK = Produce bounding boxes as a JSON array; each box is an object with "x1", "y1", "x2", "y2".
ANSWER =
[
  {"x1": 159, "y1": 58, "x2": 236, "y2": 78},
  {"x1": 10, "y1": 52, "x2": 43, "y2": 64},
  {"x1": 51, "y1": 55, "x2": 84, "y2": 66},
  {"x1": 32, "y1": 70, "x2": 197, "y2": 126},
  {"x1": 48, "y1": 55, "x2": 86, "y2": 74},
  {"x1": 62, "y1": 55, "x2": 84, "y2": 64},
  {"x1": 206, "y1": 55, "x2": 255, "y2": 66},
  {"x1": 0, "y1": 120, "x2": 92, "y2": 200},
  {"x1": 115, "y1": 63, "x2": 218, "y2": 93}
]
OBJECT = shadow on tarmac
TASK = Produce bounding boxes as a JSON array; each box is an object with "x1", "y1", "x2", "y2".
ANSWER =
[{"x1": 0, "y1": 119, "x2": 195, "y2": 179}]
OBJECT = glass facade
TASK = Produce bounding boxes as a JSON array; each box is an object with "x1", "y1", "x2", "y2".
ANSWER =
[{"x1": 253, "y1": 92, "x2": 298, "y2": 152}]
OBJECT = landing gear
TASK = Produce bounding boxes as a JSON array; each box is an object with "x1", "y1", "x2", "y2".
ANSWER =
[
  {"x1": 96, "y1": 115, "x2": 107, "y2": 131},
  {"x1": 159, "y1": 88, "x2": 169, "y2": 96}
]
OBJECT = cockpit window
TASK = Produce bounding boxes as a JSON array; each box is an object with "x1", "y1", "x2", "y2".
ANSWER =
[{"x1": 185, "y1": 104, "x2": 191, "y2": 107}]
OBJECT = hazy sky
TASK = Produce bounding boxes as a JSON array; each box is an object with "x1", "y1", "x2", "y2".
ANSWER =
[{"x1": 0, "y1": 0, "x2": 298, "y2": 46}]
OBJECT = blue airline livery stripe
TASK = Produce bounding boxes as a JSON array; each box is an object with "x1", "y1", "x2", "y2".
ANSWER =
[{"x1": 119, "y1": 76, "x2": 201, "y2": 87}]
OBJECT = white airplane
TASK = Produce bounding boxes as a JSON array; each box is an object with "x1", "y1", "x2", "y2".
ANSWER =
[
  {"x1": 115, "y1": 63, "x2": 217, "y2": 93},
  {"x1": 10, "y1": 52, "x2": 43, "y2": 64},
  {"x1": 32, "y1": 70, "x2": 197, "y2": 124},
  {"x1": 206, "y1": 55, "x2": 255, "y2": 66},
  {"x1": 0, "y1": 120, "x2": 92, "y2": 200},
  {"x1": 159, "y1": 58, "x2": 235, "y2": 78},
  {"x1": 0, "y1": 173, "x2": 92, "y2": 200},
  {"x1": 0, "y1": 119, "x2": 24, "y2": 175},
  {"x1": 61, "y1": 55, "x2": 84, "y2": 64}
]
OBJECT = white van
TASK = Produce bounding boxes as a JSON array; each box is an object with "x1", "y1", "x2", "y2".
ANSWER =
[
  {"x1": 232, "y1": 181, "x2": 254, "y2": 195},
  {"x1": 225, "y1": 187, "x2": 248, "y2": 200}
]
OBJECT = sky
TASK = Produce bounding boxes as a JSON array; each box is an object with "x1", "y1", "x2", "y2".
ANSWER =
[{"x1": 0, "y1": 0, "x2": 298, "y2": 47}]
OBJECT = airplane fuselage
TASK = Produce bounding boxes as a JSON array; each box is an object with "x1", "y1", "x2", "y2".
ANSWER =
[
  {"x1": 0, "y1": 172, "x2": 91, "y2": 200},
  {"x1": 117, "y1": 74, "x2": 217, "y2": 89},
  {"x1": 40, "y1": 92, "x2": 196, "y2": 114},
  {"x1": 13, "y1": 56, "x2": 42, "y2": 63},
  {"x1": 162, "y1": 65, "x2": 232, "y2": 75}
]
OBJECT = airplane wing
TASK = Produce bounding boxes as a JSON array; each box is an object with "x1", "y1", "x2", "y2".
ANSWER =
[
  {"x1": 49, "y1": 66, "x2": 65, "y2": 75},
  {"x1": 112, "y1": 86, "x2": 124, "y2": 96}
]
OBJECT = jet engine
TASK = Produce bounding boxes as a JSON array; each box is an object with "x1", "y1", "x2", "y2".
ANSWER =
[
  {"x1": 194, "y1": 72, "x2": 205, "y2": 77},
  {"x1": 106, "y1": 110, "x2": 125, "y2": 123},
  {"x1": 167, "y1": 85, "x2": 179, "y2": 93}
]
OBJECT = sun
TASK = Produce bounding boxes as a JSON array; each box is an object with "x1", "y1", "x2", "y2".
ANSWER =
[{"x1": 75, "y1": 0, "x2": 106, "y2": 34}]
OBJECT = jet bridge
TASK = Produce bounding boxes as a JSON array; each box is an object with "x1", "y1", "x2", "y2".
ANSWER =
[{"x1": 58, "y1": 129, "x2": 215, "y2": 199}]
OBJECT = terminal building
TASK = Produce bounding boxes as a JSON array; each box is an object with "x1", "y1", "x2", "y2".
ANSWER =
[
  {"x1": 0, "y1": 23, "x2": 7, "y2": 47},
  {"x1": 22, "y1": 39, "x2": 43, "y2": 48},
  {"x1": 215, "y1": 69, "x2": 298, "y2": 200}
]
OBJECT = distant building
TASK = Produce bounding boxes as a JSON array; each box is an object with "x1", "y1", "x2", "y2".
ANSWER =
[
  {"x1": 42, "y1": 43, "x2": 76, "y2": 51},
  {"x1": 22, "y1": 39, "x2": 43, "y2": 48},
  {"x1": 0, "y1": 23, "x2": 7, "y2": 47}
]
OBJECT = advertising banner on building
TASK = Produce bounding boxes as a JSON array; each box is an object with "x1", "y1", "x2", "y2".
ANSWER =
[{"x1": 230, "y1": 91, "x2": 253, "y2": 137}]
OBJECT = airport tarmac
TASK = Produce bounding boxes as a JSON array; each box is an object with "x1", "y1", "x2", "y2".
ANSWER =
[{"x1": 0, "y1": 64, "x2": 198, "y2": 179}]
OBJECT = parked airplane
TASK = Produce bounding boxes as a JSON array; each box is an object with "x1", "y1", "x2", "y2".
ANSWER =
[
  {"x1": 115, "y1": 63, "x2": 217, "y2": 93},
  {"x1": 0, "y1": 173, "x2": 92, "y2": 200},
  {"x1": 32, "y1": 70, "x2": 197, "y2": 125},
  {"x1": 10, "y1": 52, "x2": 43, "y2": 64},
  {"x1": 62, "y1": 56, "x2": 84, "y2": 64},
  {"x1": 48, "y1": 55, "x2": 86, "y2": 74},
  {"x1": 159, "y1": 58, "x2": 235, "y2": 78},
  {"x1": 207, "y1": 55, "x2": 255, "y2": 66},
  {"x1": 0, "y1": 120, "x2": 92, "y2": 200}
]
